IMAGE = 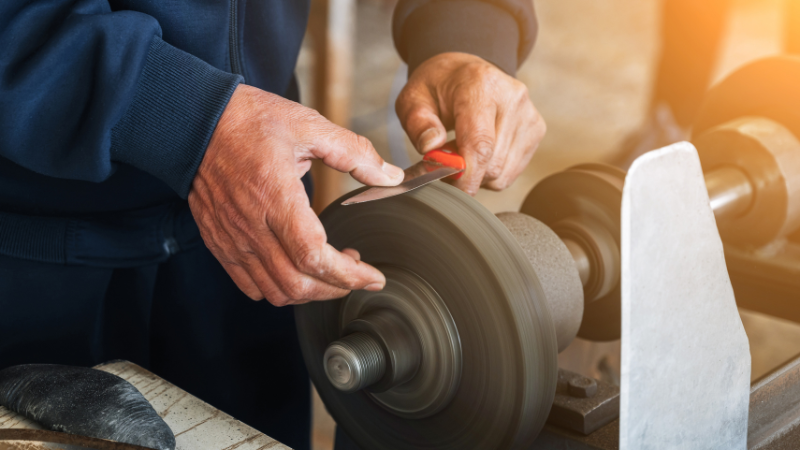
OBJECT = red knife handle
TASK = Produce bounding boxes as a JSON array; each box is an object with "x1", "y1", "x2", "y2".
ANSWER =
[{"x1": 422, "y1": 141, "x2": 465, "y2": 180}]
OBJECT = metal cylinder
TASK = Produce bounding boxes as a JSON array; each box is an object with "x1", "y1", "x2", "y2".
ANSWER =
[
  {"x1": 324, "y1": 332, "x2": 386, "y2": 393},
  {"x1": 563, "y1": 238, "x2": 591, "y2": 287},
  {"x1": 342, "y1": 310, "x2": 421, "y2": 393},
  {"x1": 324, "y1": 308, "x2": 422, "y2": 394},
  {"x1": 704, "y1": 166, "x2": 754, "y2": 222},
  {"x1": 551, "y1": 216, "x2": 620, "y2": 304}
]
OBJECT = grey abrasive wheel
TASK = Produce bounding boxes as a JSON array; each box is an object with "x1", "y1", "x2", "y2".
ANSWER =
[{"x1": 296, "y1": 182, "x2": 558, "y2": 450}]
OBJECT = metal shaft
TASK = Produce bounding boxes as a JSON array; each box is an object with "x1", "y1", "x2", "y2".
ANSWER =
[
  {"x1": 563, "y1": 238, "x2": 591, "y2": 286},
  {"x1": 324, "y1": 332, "x2": 386, "y2": 393},
  {"x1": 704, "y1": 166, "x2": 754, "y2": 221},
  {"x1": 324, "y1": 308, "x2": 423, "y2": 394},
  {"x1": 557, "y1": 166, "x2": 753, "y2": 294}
]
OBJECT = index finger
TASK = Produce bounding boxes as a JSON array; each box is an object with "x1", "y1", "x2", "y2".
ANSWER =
[{"x1": 303, "y1": 119, "x2": 404, "y2": 187}]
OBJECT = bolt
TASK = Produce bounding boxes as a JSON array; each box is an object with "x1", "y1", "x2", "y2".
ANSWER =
[
  {"x1": 568, "y1": 376, "x2": 598, "y2": 398},
  {"x1": 323, "y1": 332, "x2": 386, "y2": 393}
]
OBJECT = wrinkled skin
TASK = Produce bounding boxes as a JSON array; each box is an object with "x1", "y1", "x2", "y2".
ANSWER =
[
  {"x1": 190, "y1": 53, "x2": 546, "y2": 305},
  {"x1": 397, "y1": 52, "x2": 547, "y2": 194},
  {"x1": 189, "y1": 85, "x2": 404, "y2": 305}
]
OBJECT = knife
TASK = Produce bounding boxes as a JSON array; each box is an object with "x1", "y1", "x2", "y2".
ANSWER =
[{"x1": 342, "y1": 141, "x2": 466, "y2": 205}]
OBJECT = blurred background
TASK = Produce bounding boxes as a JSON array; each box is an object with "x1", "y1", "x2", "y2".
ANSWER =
[{"x1": 297, "y1": 0, "x2": 800, "y2": 448}]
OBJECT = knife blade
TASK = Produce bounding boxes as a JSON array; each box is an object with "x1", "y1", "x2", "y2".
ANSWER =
[{"x1": 342, "y1": 142, "x2": 465, "y2": 205}]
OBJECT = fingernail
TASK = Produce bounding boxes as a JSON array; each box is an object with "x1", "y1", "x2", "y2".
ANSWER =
[
  {"x1": 417, "y1": 128, "x2": 441, "y2": 152},
  {"x1": 365, "y1": 282, "x2": 384, "y2": 291},
  {"x1": 382, "y1": 162, "x2": 404, "y2": 181}
]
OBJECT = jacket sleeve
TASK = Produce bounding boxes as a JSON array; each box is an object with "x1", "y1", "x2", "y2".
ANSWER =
[
  {"x1": 0, "y1": 2, "x2": 242, "y2": 198},
  {"x1": 393, "y1": 0, "x2": 538, "y2": 76}
]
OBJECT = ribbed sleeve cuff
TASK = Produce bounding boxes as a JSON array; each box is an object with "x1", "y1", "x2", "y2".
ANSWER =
[
  {"x1": 399, "y1": 1, "x2": 521, "y2": 75},
  {"x1": 110, "y1": 37, "x2": 243, "y2": 198}
]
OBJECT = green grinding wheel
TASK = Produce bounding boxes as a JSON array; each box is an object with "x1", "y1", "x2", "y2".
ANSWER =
[{"x1": 296, "y1": 182, "x2": 558, "y2": 450}]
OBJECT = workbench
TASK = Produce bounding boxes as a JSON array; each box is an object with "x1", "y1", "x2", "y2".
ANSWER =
[{"x1": 0, "y1": 361, "x2": 290, "y2": 450}]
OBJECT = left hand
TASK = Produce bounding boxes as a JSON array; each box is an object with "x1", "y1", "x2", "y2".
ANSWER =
[{"x1": 396, "y1": 52, "x2": 546, "y2": 195}]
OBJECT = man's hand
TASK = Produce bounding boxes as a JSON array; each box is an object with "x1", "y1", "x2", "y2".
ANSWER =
[
  {"x1": 189, "y1": 84, "x2": 404, "y2": 306},
  {"x1": 396, "y1": 52, "x2": 546, "y2": 195}
]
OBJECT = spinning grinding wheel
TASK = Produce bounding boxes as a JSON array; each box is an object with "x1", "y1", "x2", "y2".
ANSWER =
[
  {"x1": 297, "y1": 56, "x2": 800, "y2": 448},
  {"x1": 296, "y1": 183, "x2": 559, "y2": 450}
]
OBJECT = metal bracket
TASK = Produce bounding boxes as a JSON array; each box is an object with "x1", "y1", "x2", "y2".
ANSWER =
[{"x1": 547, "y1": 369, "x2": 619, "y2": 436}]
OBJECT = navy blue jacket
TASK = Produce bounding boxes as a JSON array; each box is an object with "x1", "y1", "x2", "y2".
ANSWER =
[{"x1": 0, "y1": 0, "x2": 536, "y2": 266}]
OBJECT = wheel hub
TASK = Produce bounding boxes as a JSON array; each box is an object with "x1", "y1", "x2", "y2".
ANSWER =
[{"x1": 325, "y1": 266, "x2": 462, "y2": 418}]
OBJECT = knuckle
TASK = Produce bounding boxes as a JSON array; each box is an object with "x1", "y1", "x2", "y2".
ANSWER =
[
  {"x1": 205, "y1": 243, "x2": 221, "y2": 257},
  {"x1": 239, "y1": 246, "x2": 259, "y2": 260},
  {"x1": 513, "y1": 80, "x2": 530, "y2": 99},
  {"x1": 214, "y1": 250, "x2": 237, "y2": 266},
  {"x1": 535, "y1": 114, "x2": 547, "y2": 135},
  {"x1": 405, "y1": 105, "x2": 427, "y2": 122},
  {"x1": 245, "y1": 290, "x2": 265, "y2": 301},
  {"x1": 235, "y1": 252, "x2": 259, "y2": 271},
  {"x1": 215, "y1": 202, "x2": 248, "y2": 235},
  {"x1": 458, "y1": 177, "x2": 482, "y2": 197},
  {"x1": 485, "y1": 165, "x2": 503, "y2": 181},
  {"x1": 194, "y1": 209, "x2": 217, "y2": 233},
  {"x1": 226, "y1": 207, "x2": 250, "y2": 234},
  {"x1": 472, "y1": 138, "x2": 495, "y2": 161},
  {"x1": 466, "y1": 61, "x2": 493, "y2": 81},
  {"x1": 353, "y1": 134, "x2": 375, "y2": 156},
  {"x1": 268, "y1": 294, "x2": 291, "y2": 307},
  {"x1": 491, "y1": 178, "x2": 512, "y2": 191},
  {"x1": 339, "y1": 277, "x2": 362, "y2": 292},
  {"x1": 204, "y1": 238, "x2": 235, "y2": 264},
  {"x1": 290, "y1": 104, "x2": 324, "y2": 123},
  {"x1": 294, "y1": 242, "x2": 323, "y2": 274},
  {"x1": 395, "y1": 87, "x2": 414, "y2": 110},
  {"x1": 199, "y1": 229, "x2": 219, "y2": 249},
  {"x1": 306, "y1": 108, "x2": 325, "y2": 122},
  {"x1": 284, "y1": 278, "x2": 312, "y2": 301}
]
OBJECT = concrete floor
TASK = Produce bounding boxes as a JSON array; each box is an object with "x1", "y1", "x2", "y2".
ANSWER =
[{"x1": 298, "y1": 1, "x2": 800, "y2": 448}]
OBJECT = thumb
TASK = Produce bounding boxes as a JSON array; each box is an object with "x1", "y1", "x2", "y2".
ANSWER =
[
  {"x1": 311, "y1": 125, "x2": 404, "y2": 187},
  {"x1": 396, "y1": 84, "x2": 448, "y2": 154}
]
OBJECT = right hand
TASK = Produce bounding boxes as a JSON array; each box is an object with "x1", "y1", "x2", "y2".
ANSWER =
[{"x1": 188, "y1": 84, "x2": 405, "y2": 306}]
